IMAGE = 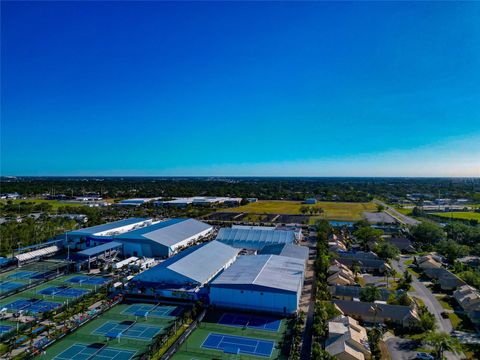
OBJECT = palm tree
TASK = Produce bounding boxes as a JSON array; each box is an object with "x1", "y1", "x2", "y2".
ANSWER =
[
  {"x1": 360, "y1": 284, "x2": 382, "y2": 302},
  {"x1": 425, "y1": 331, "x2": 462, "y2": 359}
]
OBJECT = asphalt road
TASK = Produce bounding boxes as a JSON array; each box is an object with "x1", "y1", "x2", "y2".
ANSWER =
[
  {"x1": 391, "y1": 256, "x2": 462, "y2": 360},
  {"x1": 373, "y1": 199, "x2": 420, "y2": 226}
]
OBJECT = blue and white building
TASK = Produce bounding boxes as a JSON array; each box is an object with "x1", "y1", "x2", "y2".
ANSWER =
[
  {"x1": 210, "y1": 254, "x2": 305, "y2": 314},
  {"x1": 114, "y1": 218, "x2": 213, "y2": 258},
  {"x1": 129, "y1": 240, "x2": 240, "y2": 300},
  {"x1": 66, "y1": 218, "x2": 152, "y2": 250}
]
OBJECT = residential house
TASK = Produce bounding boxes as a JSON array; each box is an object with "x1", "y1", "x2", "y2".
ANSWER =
[
  {"x1": 387, "y1": 237, "x2": 416, "y2": 253},
  {"x1": 336, "y1": 258, "x2": 389, "y2": 274},
  {"x1": 423, "y1": 268, "x2": 466, "y2": 291},
  {"x1": 416, "y1": 254, "x2": 442, "y2": 269},
  {"x1": 326, "y1": 315, "x2": 371, "y2": 360},
  {"x1": 330, "y1": 285, "x2": 399, "y2": 302},
  {"x1": 333, "y1": 300, "x2": 420, "y2": 327},
  {"x1": 328, "y1": 270, "x2": 356, "y2": 286},
  {"x1": 453, "y1": 285, "x2": 480, "y2": 326}
]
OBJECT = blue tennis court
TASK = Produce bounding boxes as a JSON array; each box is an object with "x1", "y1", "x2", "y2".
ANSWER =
[
  {"x1": 67, "y1": 276, "x2": 110, "y2": 285},
  {"x1": 53, "y1": 343, "x2": 136, "y2": 360},
  {"x1": 0, "y1": 325, "x2": 13, "y2": 334},
  {"x1": 122, "y1": 304, "x2": 176, "y2": 318},
  {"x1": 218, "y1": 313, "x2": 282, "y2": 332},
  {"x1": 5, "y1": 298, "x2": 62, "y2": 314},
  {"x1": 38, "y1": 286, "x2": 89, "y2": 298},
  {"x1": 8, "y1": 271, "x2": 38, "y2": 279},
  {"x1": 93, "y1": 321, "x2": 162, "y2": 341},
  {"x1": 0, "y1": 281, "x2": 23, "y2": 293},
  {"x1": 202, "y1": 333, "x2": 275, "y2": 357}
]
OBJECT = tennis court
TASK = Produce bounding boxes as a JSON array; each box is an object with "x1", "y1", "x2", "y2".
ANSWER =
[
  {"x1": 67, "y1": 276, "x2": 110, "y2": 285},
  {"x1": 0, "y1": 324, "x2": 13, "y2": 334},
  {"x1": 38, "y1": 286, "x2": 89, "y2": 298},
  {"x1": 122, "y1": 304, "x2": 176, "y2": 318},
  {"x1": 53, "y1": 343, "x2": 136, "y2": 360},
  {"x1": 5, "y1": 298, "x2": 62, "y2": 314},
  {"x1": 7, "y1": 271, "x2": 39, "y2": 279},
  {"x1": 218, "y1": 313, "x2": 281, "y2": 332},
  {"x1": 202, "y1": 333, "x2": 274, "y2": 357},
  {"x1": 93, "y1": 321, "x2": 163, "y2": 341},
  {"x1": 0, "y1": 281, "x2": 23, "y2": 292}
]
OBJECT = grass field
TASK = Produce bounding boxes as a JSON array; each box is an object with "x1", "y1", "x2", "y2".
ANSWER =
[
  {"x1": 172, "y1": 310, "x2": 288, "y2": 360},
  {"x1": 39, "y1": 303, "x2": 180, "y2": 360},
  {"x1": 0, "y1": 199, "x2": 85, "y2": 209},
  {"x1": 431, "y1": 212, "x2": 480, "y2": 221},
  {"x1": 223, "y1": 200, "x2": 376, "y2": 221}
]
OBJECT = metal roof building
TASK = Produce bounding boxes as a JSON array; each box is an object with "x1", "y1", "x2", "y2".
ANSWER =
[
  {"x1": 130, "y1": 240, "x2": 239, "y2": 299},
  {"x1": 114, "y1": 218, "x2": 213, "y2": 258},
  {"x1": 259, "y1": 243, "x2": 309, "y2": 262},
  {"x1": 210, "y1": 254, "x2": 305, "y2": 314},
  {"x1": 67, "y1": 218, "x2": 151, "y2": 237},
  {"x1": 215, "y1": 227, "x2": 295, "y2": 250}
]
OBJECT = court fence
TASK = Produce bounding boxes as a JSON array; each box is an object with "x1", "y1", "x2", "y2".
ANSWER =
[
  {"x1": 21, "y1": 295, "x2": 124, "y2": 360},
  {"x1": 155, "y1": 307, "x2": 206, "y2": 360}
]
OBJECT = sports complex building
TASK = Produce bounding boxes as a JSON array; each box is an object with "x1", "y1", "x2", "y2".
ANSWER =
[
  {"x1": 129, "y1": 240, "x2": 240, "y2": 300},
  {"x1": 215, "y1": 227, "x2": 296, "y2": 250},
  {"x1": 66, "y1": 217, "x2": 213, "y2": 258},
  {"x1": 210, "y1": 254, "x2": 306, "y2": 314}
]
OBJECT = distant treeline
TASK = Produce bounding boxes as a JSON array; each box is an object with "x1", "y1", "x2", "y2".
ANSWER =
[{"x1": 1, "y1": 177, "x2": 479, "y2": 202}]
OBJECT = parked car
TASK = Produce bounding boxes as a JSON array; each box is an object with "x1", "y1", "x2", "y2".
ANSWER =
[{"x1": 415, "y1": 353, "x2": 435, "y2": 360}]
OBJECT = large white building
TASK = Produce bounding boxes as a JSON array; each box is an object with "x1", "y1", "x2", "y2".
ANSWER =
[
  {"x1": 210, "y1": 254, "x2": 305, "y2": 314},
  {"x1": 66, "y1": 218, "x2": 152, "y2": 249},
  {"x1": 130, "y1": 240, "x2": 239, "y2": 300},
  {"x1": 114, "y1": 218, "x2": 213, "y2": 258}
]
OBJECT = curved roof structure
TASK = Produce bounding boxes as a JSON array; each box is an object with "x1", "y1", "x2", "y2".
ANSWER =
[{"x1": 215, "y1": 227, "x2": 295, "y2": 250}]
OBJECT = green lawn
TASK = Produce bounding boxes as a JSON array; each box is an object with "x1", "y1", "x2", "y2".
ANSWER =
[
  {"x1": 435, "y1": 296, "x2": 453, "y2": 311},
  {"x1": 0, "y1": 199, "x2": 86, "y2": 209},
  {"x1": 431, "y1": 212, "x2": 480, "y2": 221},
  {"x1": 223, "y1": 200, "x2": 377, "y2": 221},
  {"x1": 448, "y1": 312, "x2": 476, "y2": 332}
]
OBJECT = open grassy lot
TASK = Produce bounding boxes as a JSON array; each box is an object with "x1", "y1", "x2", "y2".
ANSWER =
[
  {"x1": 0, "y1": 199, "x2": 85, "y2": 209},
  {"x1": 172, "y1": 310, "x2": 288, "y2": 360},
  {"x1": 431, "y1": 212, "x2": 480, "y2": 221},
  {"x1": 223, "y1": 200, "x2": 376, "y2": 221}
]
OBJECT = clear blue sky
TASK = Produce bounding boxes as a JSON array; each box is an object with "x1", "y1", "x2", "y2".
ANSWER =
[{"x1": 1, "y1": 1, "x2": 479, "y2": 176}]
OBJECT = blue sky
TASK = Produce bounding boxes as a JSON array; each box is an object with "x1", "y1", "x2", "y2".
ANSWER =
[{"x1": 1, "y1": 1, "x2": 479, "y2": 176}]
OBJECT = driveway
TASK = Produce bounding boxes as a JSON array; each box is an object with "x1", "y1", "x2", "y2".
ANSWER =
[{"x1": 385, "y1": 333, "x2": 419, "y2": 360}]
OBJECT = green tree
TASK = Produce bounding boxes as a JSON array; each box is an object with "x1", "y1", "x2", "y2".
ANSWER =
[
  {"x1": 424, "y1": 331, "x2": 462, "y2": 359},
  {"x1": 411, "y1": 222, "x2": 445, "y2": 246},
  {"x1": 435, "y1": 239, "x2": 469, "y2": 263},
  {"x1": 360, "y1": 284, "x2": 382, "y2": 302},
  {"x1": 353, "y1": 226, "x2": 384, "y2": 251},
  {"x1": 418, "y1": 306, "x2": 436, "y2": 332},
  {"x1": 375, "y1": 241, "x2": 400, "y2": 260}
]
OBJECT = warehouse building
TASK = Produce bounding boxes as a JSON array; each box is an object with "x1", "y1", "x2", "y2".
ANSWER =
[
  {"x1": 130, "y1": 240, "x2": 239, "y2": 300},
  {"x1": 215, "y1": 227, "x2": 295, "y2": 250},
  {"x1": 114, "y1": 218, "x2": 213, "y2": 258},
  {"x1": 210, "y1": 254, "x2": 305, "y2": 314},
  {"x1": 259, "y1": 243, "x2": 309, "y2": 262},
  {"x1": 66, "y1": 218, "x2": 152, "y2": 250}
]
